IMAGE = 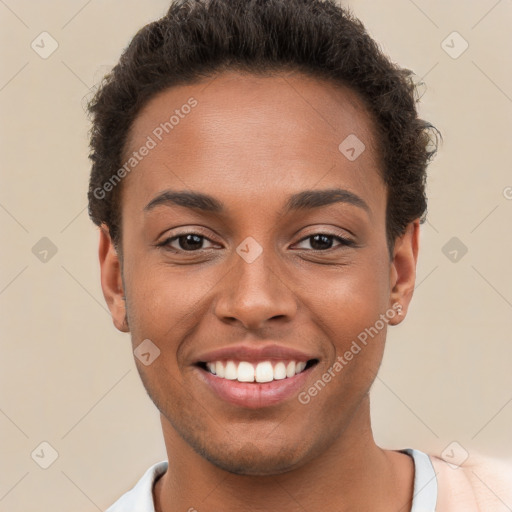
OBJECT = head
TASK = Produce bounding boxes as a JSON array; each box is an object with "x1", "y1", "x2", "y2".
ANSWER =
[{"x1": 88, "y1": 0, "x2": 439, "y2": 475}]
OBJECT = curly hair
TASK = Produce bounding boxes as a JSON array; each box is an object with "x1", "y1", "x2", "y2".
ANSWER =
[{"x1": 87, "y1": 0, "x2": 440, "y2": 256}]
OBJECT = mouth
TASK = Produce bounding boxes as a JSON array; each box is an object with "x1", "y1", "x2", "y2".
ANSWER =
[{"x1": 193, "y1": 358, "x2": 320, "y2": 409}]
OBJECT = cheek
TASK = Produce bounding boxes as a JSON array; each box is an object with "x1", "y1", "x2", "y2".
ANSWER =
[
  {"x1": 297, "y1": 255, "x2": 391, "y2": 383},
  {"x1": 124, "y1": 260, "x2": 217, "y2": 351},
  {"x1": 303, "y1": 256, "x2": 390, "y2": 331}
]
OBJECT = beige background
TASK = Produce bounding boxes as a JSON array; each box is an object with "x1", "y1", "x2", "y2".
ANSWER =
[{"x1": 1, "y1": 0, "x2": 511, "y2": 510}]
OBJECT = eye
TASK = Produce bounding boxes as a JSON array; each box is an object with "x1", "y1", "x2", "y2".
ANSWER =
[
  {"x1": 158, "y1": 233, "x2": 218, "y2": 252},
  {"x1": 293, "y1": 233, "x2": 355, "y2": 251}
]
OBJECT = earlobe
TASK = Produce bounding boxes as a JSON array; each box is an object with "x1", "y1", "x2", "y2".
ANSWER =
[
  {"x1": 388, "y1": 220, "x2": 420, "y2": 325},
  {"x1": 98, "y1": 224, "x2": 130, "y2": 333}
]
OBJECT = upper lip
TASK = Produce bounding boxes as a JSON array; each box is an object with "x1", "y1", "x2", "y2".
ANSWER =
[{"x1": 194, "y1": 343, "x2": 318, "y2": 364}]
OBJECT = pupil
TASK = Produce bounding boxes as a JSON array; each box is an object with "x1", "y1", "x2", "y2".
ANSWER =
[
  {"x1": 310, "y1": 234, "x2": 332, "y2": 250},
  {"x1": 180, "y1": 234, "x2": 203, "y2": 251}
]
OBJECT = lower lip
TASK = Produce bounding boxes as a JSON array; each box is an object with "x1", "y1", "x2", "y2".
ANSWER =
[{"x1": 194, "y1": 364, "x2": 316, "y2": 409}]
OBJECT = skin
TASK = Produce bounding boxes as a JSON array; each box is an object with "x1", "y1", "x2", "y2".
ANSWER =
[{"x1": 99, "y1": 71, "x2": 420, "y2": 512}]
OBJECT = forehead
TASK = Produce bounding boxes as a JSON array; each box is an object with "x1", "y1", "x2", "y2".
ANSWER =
[{"x1": 121, "y1": 71, "x2": 385, "y2": 217}]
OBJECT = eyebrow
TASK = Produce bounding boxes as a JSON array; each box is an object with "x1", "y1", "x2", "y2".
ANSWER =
[{"x1": 143, "y1": 188, "x2": 370, "y2": 215}]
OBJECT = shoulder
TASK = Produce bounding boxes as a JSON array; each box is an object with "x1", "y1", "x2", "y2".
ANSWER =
[
  {"x1": 427, "y1": 450, "x2": 512, "y2": 512},
  {"x1": 105, "y1": 460, "x2": 168, "y2": 512}
]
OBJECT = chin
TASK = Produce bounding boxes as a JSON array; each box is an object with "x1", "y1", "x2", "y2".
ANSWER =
[
  {"x1": 200, "y1": 445, "x2": 304, "y2": 476},
  {"x1": 181, "y1": 429, "x2": 309, "y2": 476}
]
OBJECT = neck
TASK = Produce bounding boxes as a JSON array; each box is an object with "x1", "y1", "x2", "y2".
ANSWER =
[{"x1": 154, "y1": 397, "x2": 414, "y2": 512}]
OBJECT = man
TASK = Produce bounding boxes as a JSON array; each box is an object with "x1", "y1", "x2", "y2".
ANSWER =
[{"x1": 87, "y1": 0, "x2": 512, "y2": 510}]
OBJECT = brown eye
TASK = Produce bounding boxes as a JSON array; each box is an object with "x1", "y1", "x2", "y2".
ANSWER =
[
  {"x1": 294, "y1": 233, "x2": 355, "y2": 251},
  {"x1": 158, "y1": 233, "x2": 217, "y2": 252}
]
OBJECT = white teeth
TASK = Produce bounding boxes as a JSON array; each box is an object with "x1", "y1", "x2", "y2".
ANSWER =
[
  {"x1": 273, "y1": 362, "x2": 287, "y2": 380},
  {"x1": 237, "y1": 361, "x2": 255, "y2": 382},
  {"x1": 203, "y1": 359, "x2": 312, "y2": 382},
  {"x1": 295, "y1": 361, "x2": 307, "y2": 374},
  {"x1": 215, "y1": 361, "x2": 225, "y2": 378},
  {"x1": 255, "y1": 361, "x2": 274, "y2": 383},
  {"x1": 224, "y1": 360, "x2": 238, "y2": 380}
]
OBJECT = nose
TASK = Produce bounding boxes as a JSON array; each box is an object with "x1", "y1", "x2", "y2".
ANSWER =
[{"x1": 214, "y1": 246, "x2": 298, "y2": 331}]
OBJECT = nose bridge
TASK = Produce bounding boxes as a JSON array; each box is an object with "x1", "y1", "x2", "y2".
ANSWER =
[{"x1": 214, "y1": 236, "x2": 297, "y2": 329}]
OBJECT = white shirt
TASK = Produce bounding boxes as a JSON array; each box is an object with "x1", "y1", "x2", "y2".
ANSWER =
[{"x1": 106, "y1": 448, "x2": 439, "y2": 511}]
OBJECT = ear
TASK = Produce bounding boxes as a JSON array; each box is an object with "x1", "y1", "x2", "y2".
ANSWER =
[
  {"x1": 388, "y1": 219, "x2": 420, "y2": 325},
  {"x1": 98, "y1": 224, "x2": 130, "y2": 333}
]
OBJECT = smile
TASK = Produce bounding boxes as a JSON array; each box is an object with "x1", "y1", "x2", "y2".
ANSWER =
[{"x1": 195, "y1": 359, "x2": 319, "y2": 409}]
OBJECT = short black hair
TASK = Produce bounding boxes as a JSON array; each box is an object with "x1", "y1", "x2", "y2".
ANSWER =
[{"x1": 87, "y1": 0, "x2": 440, "y2": 256}]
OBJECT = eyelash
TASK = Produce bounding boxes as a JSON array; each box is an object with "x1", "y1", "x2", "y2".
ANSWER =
[{"x1": 156, "y1": 231, "x2": 356, "y2": 253}]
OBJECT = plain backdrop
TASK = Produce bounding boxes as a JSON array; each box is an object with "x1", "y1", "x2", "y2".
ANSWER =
[{"x1": 1, "y1": 1, "x2": 511, "y2": 510}]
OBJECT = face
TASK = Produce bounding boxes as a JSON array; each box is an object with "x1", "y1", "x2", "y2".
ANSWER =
[{"x1": 99, "y1": 71, "x2": 419, "y2": 475}]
